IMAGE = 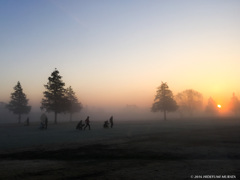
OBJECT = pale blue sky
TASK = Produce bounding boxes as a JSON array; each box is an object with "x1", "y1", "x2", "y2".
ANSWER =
[{"x1": 1, "y1": 0, "x2": 240, "y2": 110}]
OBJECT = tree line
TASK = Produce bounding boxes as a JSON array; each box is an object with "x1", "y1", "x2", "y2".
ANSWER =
[
  {"x1": 151, "y1": 82, "x2": 240, "y2": 120},
  {"x1": 5, "y1": 70, "x2": 240, "y2": 123},
  {"x1": 6, "y1": 68, "x2": 82, "y2": 124}
]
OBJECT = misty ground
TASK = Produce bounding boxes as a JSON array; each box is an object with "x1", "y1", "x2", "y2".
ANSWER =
[{"x1": 0, "y1": 118, "x2": 239, "y2": 180}]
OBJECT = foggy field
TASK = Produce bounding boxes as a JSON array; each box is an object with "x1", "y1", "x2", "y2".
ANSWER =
[{"x1": 0, "y1": 118, "x2": 240, "y2": 179}]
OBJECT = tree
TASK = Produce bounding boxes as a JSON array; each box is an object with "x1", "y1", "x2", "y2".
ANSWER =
[
  {"x1": 41, "y1": 69, "x2": 68, "y2": 124},
  {"x1": 151, "y1": 82, "x2": 178, "y2": 120},
  {"x1": 229, "y1": 93, "x2": 240, "y2": 116},
  {"x1": 175, "y1": 89, "x2": 203, "y2": 117},
  {"x1": 6, "y1": 81, "x2": 31, "y2": 123},
  {"x1": 65, "y1": 86, "x2": 82, "y2": 121},
  {"x1": 205, "y1": 97, "x2": 219, "y2": 115}
]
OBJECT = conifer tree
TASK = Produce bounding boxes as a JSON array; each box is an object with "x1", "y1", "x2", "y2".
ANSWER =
[
  {"x1": 229, "y1": 93, "x2": 240, "y2": 116},
  {"x1": 65, "y1": 86, "x2": 82, "y2": 121},
  {"x1": 7, "y1": 81, "x2": 31, "y2": 123},
  {"x1": 151, "y1": 82, "x2": 178, "y2": 120},
  {"x1": 41, "y1": 69, "x2": 68, "y2": 124}
]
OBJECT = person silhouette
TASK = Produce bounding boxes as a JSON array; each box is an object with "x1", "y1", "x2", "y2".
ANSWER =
[
  {"x1": 109, "y1": 116, "x2": 113, "y2": 128},
  {"x1": 76, "y1": 120, "x2": 84, "y2": 130},
  {"x1": 84, "y1": 116, "x2": 90, "y2": 130},
  {"x1": 103, "y1": 120, "x2": 109, "y2": 128}
]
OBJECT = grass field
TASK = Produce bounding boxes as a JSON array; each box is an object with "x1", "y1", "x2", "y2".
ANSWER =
[{"x1": 0, "y1": 118, "x2": 239, "y2": 179}]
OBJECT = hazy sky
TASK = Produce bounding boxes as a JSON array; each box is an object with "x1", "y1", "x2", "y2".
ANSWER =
[{"x1": 1, "y1": 0, "x2": 240, "y2": 111}]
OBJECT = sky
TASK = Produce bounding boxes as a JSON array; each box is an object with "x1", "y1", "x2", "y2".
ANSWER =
[{"x1": 1, "y1": 0, "x2": 240, "y2": 112}]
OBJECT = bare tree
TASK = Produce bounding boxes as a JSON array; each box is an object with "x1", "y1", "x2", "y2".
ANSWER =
[
  {"x1": 176, "y1": 89, "x2": 203, "y2": 117},
  {"x1": 151, "y1": 82, "x2": 178, "y2": 120}
]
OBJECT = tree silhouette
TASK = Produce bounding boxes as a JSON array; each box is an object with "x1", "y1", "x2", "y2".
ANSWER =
[
  {"x1": 151, "y1": 82, "x2": 178, "y2": 120},
  {"x1": 205, "y1": 97, "x2": 219, "y2": 115},
  {"x1": 6, "y1": 81, "x2": 31, "y2": 123},
  {"x1": 229, "y1": 93, "x2": 240, "y2": 116},
  {"x1": 65, "y1": 86, "x2": 82, "y2": 121},
  {"x1": 176, "y1": 89, "x2": 203, "y2": 117},
  {"x1": 41, "y1": 69, "x2": 68, "y2": 124}
]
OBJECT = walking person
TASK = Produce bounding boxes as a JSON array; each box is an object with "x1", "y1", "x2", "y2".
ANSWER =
[
  {"x1": 109, "y1": 116, "x2": 113, "y2": 128},
  {"x1": 84, "y1": 116, "x2": 91, "y2": 130}
]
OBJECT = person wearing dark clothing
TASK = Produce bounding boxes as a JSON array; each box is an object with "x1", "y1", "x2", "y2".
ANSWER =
[
  {"x1": 103, "y1": 120, "x2": 109, "y2": 128},
  {"x1": 109, "y1": 116, "x2": 113, "y2": 128},
  {"x1": 84, "y1": 116, "x2": 90, "y2": 130},
  {"x1": 76, "y1": 120, "x2": 80, "y2": 130},
  {"x1": 76, "y1": 120, "x2": 84, "y2": 130}
]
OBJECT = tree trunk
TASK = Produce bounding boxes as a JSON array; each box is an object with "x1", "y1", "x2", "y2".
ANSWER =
[
  {"x1": 54, "y1": 112, "x2": 57, "y2": 124},
  {"x1": 18, "y1": 114, "x2": 21, "y2": 124},
  {"x1": 163, "y1": 110, "x2": 166, "y2": 121}
]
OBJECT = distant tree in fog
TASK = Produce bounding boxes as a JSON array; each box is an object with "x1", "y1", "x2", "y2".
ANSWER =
[
  {"x1": 205, "y1": 97, "x2": 219, "y2": 115},
  {"x1": 229, "y1": 93, "x2": 240, "y2": 116},
  {"x1": 41, "y1": 69, "x2": 68, "y2": 124},
  {"x1": 176, "y1": 89, "x2": 203, "y2": 117},
  {"x1": 151, "y1": 82, "x2": 178, "y2": 120},
  {"x1": 65, "y1": 86, "x2": 82, "y2": 121},
  {"x1": 6, "y1": 81, "x2": 31, "y2": 123}
]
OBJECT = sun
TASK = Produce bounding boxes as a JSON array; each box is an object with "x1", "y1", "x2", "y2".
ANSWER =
[{"x1": 217, "y1": 104, "x2": 222, "y2": 108}]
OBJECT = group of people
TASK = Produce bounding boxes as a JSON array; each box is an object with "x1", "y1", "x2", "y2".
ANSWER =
[
  {"x1": 76, "y1": 116, "x2": 114, "y2": 130},
  {"x1": 38, "y1": 113, "x2": 113, "y2": 130},
  {"x1": 76, "y1": 116, "x2": 91, "y2": 130},
  {"x1": 103, "y1": 116, "x2": 113, "y2": 128}
]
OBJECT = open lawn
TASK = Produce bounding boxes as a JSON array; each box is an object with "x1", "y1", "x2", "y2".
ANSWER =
[{"x1": 0, "y1": 118, "x2": 239, "y2": 179}]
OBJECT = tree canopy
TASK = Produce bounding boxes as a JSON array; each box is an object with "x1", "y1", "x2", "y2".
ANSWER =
[
  {"x1": 41, "y1": 69, "x2": 68, "y2": 124},
  {"x1": 65, "y1": 86, "x2": 82, "y2": 121},
  {"x1": 229, "y1": 93, "x2": 240, "y2": 116},
  {"x1": 151, "y1": 82, "x2": 178, "y2": 120},
  {"x1": 6, "y1": 81, "x2": 31, "y2": 123},
  {"x1": 176, "y1": 89, "x2": 203, "y2": 117}
]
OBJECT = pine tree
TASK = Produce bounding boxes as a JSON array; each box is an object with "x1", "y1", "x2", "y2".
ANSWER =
[
  {"x1": 151, "y1": 82, "x2": 178, "y2": 120},
  {"x1": 229, "y1": 93, "x2": 240, "y2": 116},
  {"x1": 7, "y1": 81, "x2": 31, "y2": 123},
  {"x1": 41, "y1": 69, "x2": 68, "y2": 124},
  {"x1": 65, "y1": 86, "x2": 82, "y2": 121}
]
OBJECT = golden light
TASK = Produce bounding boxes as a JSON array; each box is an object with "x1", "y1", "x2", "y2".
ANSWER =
[{"x1": 217, "y1": 104, "x2": 222, "y2": 108}]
